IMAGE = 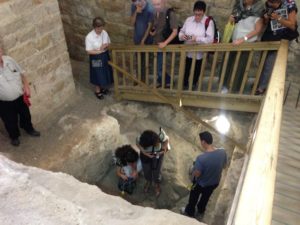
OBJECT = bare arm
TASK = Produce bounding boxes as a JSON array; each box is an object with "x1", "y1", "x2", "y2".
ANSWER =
[
  {"x1": 271, "y1": 10, "x2": 297, "y2": 30},
  {"x1": 140, "y1": 22, "x2": 152, "y2": 45},
  {"x1": 130, "y1": 5, "x2": 143, "y2": 26},
  {"x1": 192, "y1": 169, "x2": 201, "y2": 178},
  {"x1": 233, "y1": 18, "x2": 264, "y2": 45},
  {"x1": 159, "y1": 29, "x2": 178, "y2": 48},
  {"x1": 21, "y1": 74, "x2": 31, "y2": 96},
  {"x1": 116, "y1": 167, "x2": 128, "y2": 180},
  {"x1": 136, "y1": 144, "x2": 154, "y2": 158},
  {"x1": 86, "y1": 43, "x2": 109, "y2": 55}
]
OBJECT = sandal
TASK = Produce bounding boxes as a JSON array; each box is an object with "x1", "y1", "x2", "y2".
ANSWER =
[
  {"x1": 101, "y1": 89, "x2": 109, "y2": 95},
  {"x1": 95, "y1": 92, "x2": 104, "y2": 100},
  {"x1": 155, "y1": 184, "x2": 161, "y2": 197}
]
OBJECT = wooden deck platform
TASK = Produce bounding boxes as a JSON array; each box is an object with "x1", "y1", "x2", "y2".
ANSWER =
[{"x1": 272, "y1": 80, "x2": 300, "y2": 225}]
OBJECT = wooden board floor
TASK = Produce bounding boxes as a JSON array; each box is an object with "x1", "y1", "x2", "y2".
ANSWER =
[{"x1": 272, "y1": 78, "x2": 300, "y2": 225}]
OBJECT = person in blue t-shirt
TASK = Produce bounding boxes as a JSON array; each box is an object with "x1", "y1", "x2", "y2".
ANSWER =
[
  {"x1": 130, "y1": 0, "x2": 154, "y2": 82},
  {"x1": 181, "y1": 131, "x2": 227, "y2": 218}
]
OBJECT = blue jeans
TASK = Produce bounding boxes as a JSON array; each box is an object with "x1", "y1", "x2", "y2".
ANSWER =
[
  {"x1": 258, "y1": 51, "x2": 277, "y2": 90},
  {"x1": 157, "y1": 52, "x2": 170, "y2": 85}
]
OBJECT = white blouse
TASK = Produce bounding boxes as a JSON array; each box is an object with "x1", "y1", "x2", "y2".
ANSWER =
[
  {"x1": 85, "y1": 29, "x2": 111, "y2": 53},
  {"x1": 232, "y1": 16, "x2": 260, "y2": 42}
]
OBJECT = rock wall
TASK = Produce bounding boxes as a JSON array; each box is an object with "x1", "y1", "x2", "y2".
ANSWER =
[
  {"x1": 0, "y1": 0, "x2": 75, "y2": 123},
  {"x1": 0, "y1": 155, "x2": 204, "y2": 225},
  {"x1": 58, "y1": 0, "x2": 234, "y2": 62}
]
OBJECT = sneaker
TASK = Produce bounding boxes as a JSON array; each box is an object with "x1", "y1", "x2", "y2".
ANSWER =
[
  {"x1": 221, "y1": 86, "x2": 228, "y2": 94},
  {"x1": 11, "y1": 138, "x2": 20, "y2": 146},
  {"x1": 180, "y1": 207, "x2": 186, "y2": 215},
  {"x1": 26, "y1": 129, "x2": 40, "y2": 137},
  {"x1": 195, "y1": 212, "x2": 204, "y2": 220}
]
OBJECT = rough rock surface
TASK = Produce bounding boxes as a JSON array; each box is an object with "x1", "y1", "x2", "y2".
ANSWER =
[{"x1": 0, "y1": 155, "x2": 203, "y2": 225}]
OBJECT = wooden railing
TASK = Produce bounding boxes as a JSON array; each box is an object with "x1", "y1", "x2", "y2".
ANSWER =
[
  {"x1": 109, "y1": 41, "x2": 281, "y2": 112},
  {"x1": 227, "y1": 40, "x2": 289, "y2": 225}
]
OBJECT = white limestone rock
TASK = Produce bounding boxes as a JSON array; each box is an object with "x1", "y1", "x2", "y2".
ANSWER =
[{"x1": 0, "y1": 155, "x2": 204, "y2": 225}]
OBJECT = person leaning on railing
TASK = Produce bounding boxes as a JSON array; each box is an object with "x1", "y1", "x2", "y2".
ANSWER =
[
  {"x1": 130, "y1": 0, "x2": 154, "y2": 82},
  {"x1": 222, "y1": 0, "x2": 264, "y2": 94},
  {"x1": 149, "y1": 0, "x2": 178, "y2": 87},
  {"x1": 178, "y1": 0, "x2": 215, "y2": 90},
  {"x1": 256, "y1": 0, "x2": 298, "y2": 95}
]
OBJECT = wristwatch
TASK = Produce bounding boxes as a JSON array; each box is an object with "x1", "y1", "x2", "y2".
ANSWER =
[{"x1": 244, "y1": 36, "x2": 248, "y2": 41}]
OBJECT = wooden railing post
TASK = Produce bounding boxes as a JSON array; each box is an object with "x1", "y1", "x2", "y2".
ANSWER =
[
  {"x1": 111, "y1": 50, "x2": 120, "y2": 100},
  {"x1": 177, "y1": 50, "x2": 186, "y2": 99}
]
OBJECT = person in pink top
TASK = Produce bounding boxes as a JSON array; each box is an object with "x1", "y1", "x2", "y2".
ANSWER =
[{"x1": 178, "y1": 1, "x2": 215, "y2": 89}]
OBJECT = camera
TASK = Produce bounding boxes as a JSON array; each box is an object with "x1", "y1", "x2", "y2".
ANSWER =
[
  {"x1": 266, "y1": 8, "x2": 274, "y2": 17},
  {"x1": 186, "y1": 35, "x2": 192, "y2": 40}
]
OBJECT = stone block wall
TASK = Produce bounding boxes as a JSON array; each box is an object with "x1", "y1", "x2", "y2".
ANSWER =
[
  {"x1": 58, "y1": 0, "x2": 235, "y2": 62},
  {"x1": 0, "y1": 0, "x2": 75, "y2": 123}
]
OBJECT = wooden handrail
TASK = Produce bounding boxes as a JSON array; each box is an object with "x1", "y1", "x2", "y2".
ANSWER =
[
  {"x1": 232, "y1": 40, "x2": 288, "y2": 225},
  {"x1": 109, "y1": 42, "x2": 281, "y2": 52}
]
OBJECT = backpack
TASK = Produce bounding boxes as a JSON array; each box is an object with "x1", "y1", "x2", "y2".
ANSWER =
[
  {"x1": 204, "y1": 16, "x2": 220, "y2": 44},
  {"x1": 162, "y1": 8, "x2": 184, "y2": 44}
]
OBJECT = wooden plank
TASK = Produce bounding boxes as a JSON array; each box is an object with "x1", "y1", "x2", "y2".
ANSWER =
[
  {"x1": 208, "y1": 52, "x2": 219, "y2": 92},
  {"x1": 177, "y1": 51, "x2": 186, "y2": 97},
  {"x1": 272, "y1": 205, "x2": 300, "y2": 225},
  {"x1": 189, "y1": 52, "x2": 196, "y2": 91},
  {"x1": 170, "y1": 52, "x2": 175, "y2": 90},
  {"x1": 137, "y1": 52, "x2": 141, "y2": 82},
  {"x1": 118, "y1": 89, "x2": 261, "y2": 112},
  {"x1": 122, "y1": 52, "x2": 126, "y2": 86},
  {"x1": 229, "y1": 51, "x2": 241, "y2": 93},
  {"x1": 198, "y1": 52, "x2": 207, "y2": 91},
  {"x1": 251, "y1": 50, "x2": 268, "y2": 95},
  {"x1": 273, "y1": 193, "x2": 300, "y2": 214},
  {"x1": 130, "y1": 52, "x2": 134, "y2": 85},
  {"x1": 162, "y1": 51, "x2": 166, "y2": 89},
  {"x1": 153, "y1": 52, "x2": 157, "y2": 89},
  {"x1": 271, "y1": 220, "x2": 286, "y2": 225},
  {"x1": 274, "y1": 182, "x2": 300, "y2": 201},
  {"x1": 111, "y1": 51, "x2": 120, "y2": 100},
  {"x1": 239, "y1": 51, "x2": 254, "y2": 94},
  {"x1": 218, "y1": 51, "x2": 230, "y2": 92},
  {"x1": 145, "y1": 52, "x2": 149, "y2": 85},
  {"x1": 110, "y1": 41, "x2": 281, "y2": 52}
]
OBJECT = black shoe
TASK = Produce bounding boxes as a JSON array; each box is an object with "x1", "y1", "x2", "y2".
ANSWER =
[
  {"x1": 100, "y1": 89, "x2": 109, "y2": 95},
  {"x1": 11, "y1": 138, "x2": 20, "y2": 146},
  {"x1": 95, "y1": 92, "x2": 104, "y2": 100},
  {"x1": 26, "y1": 129, "x2": 40, "y2": 137}
]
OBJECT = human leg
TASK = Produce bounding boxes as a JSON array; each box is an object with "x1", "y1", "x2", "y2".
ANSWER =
[
  {"x1": 17, "y1": 96, "x2": 34, "y2": 133},
  {"x1": 197, "y1": 184, "x2": 218, "y2": 214},
  {"x1": 0, "y1": 99, "x2": 20, "y2": 141},
  {"x1": 193, "y1": 59, "x2": 203, "y2": 86},
  {"x1": 157, "y1": 52, "x2": 163, "y2": 84},
  {"x1": 257, "y1": 51, "x2": 277, "y2": 92},
  {"x1": 184, "y1": 57, "x2": 192, "y2": 88},
  {"x1": 184, "y1": 183, "x2": 202, "y2": 217}
]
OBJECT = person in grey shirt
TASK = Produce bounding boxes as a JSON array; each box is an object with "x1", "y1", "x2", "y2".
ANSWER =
[
  {"x1": 181, "y1": 131, "x2": 227, "y2": 218},
  {"x1": 0, "y1": 46, "x2": 40, "y2": 146}
]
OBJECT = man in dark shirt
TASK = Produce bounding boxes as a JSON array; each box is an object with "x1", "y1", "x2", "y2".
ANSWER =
[{"x1": 181, "y1": 131, "x2": 227, "y2": 218}]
